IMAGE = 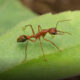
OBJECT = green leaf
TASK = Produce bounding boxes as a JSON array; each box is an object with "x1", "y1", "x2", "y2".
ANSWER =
[
  {"x1": 0, "y1": 11, "x2": 80, "y2": 80},
  {"x1": 0, "y1": 0, "x2": 36, "y2": 35}
]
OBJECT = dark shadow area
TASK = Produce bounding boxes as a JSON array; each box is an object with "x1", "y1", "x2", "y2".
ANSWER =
[
  {"x1": 63, "y1": 75, "x2": 80, "y2": 80},
  {"x1": 21, "y1": 0, "x2": 80, "y2": 14}
]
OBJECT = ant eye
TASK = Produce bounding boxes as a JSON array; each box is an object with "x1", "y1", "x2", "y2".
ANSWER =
[
  {"x1": 23, "y1": 36, "x2": 27, "y2": 39},
  {"x1": 52, "y1": 32, "x2": 56, "y2": 35}
]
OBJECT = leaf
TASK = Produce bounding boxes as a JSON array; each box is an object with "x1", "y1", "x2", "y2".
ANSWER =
[
  {"x1": 0, "y1": 0, "x2": 36, "y2": 35},
  {"x1": 0, "y1": 11, "x2": 80, "y2": 80}
]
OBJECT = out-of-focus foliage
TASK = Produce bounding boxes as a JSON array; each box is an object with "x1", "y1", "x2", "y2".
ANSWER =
[
  {"x1": 21, "y1": 0, "x2": 80, "y2": 14},
  {"x1": 0, "y1": 0, "x2": 36, "y2": 35}
]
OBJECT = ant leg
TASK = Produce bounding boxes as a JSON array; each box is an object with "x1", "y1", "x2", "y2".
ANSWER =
[
  {"x1": 43, "y1": 37, "x2": 61, "y2": 52},
  {"x1": 22, "y1": 38, "x2": 37, "y2": 63},
  {"x1": 38, "y1": 25, "x2": 42, "y2": 32},
  {"x1": 29, "y1": 38, "x2": 37, "y2": 42},
  {"x1": 22, "y1": 41, "x2": 28, "y2": 63},
  {"x1": 39, "y1": 38, "x2": 47, "y2": 61},
  {"x1": 23, "y1": 24, "x2": 35, "y2": 35},
  {"x1": 38, "y1": 25, "x2": 47, "y2": 61}
]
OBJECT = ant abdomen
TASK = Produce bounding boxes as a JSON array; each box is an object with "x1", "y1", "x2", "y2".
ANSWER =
[{"x1": 17, "y1": 35, "x2": 28, "y2": 42}]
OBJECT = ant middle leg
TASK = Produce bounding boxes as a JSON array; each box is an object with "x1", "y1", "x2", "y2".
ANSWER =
[
  {"x1": 43, "y1": 37, "x2": 61, "y2": 52},
  {"x1": 39, "y1": 38, "x2": 47, "y2": 61},
  {"x1": 38, "y1": 25, "x2": 47, "y2": 61}
]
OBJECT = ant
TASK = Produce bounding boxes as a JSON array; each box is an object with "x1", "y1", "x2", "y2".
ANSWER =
[{"x1": 17, "y1": 20, "x2": 71, "y2": 62}]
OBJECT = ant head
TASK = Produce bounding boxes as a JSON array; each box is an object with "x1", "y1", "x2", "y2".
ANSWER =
[
  {"x1": 17, "y1": 35, "x2": 28, "y2": 42},
  {"x1": 48, "y1": 28, "x2": 71, "y2": 36},
  {"x1": 48, "y1": 19, "x2": 71, "y2": 35},
  {"x1": 48, "y1": 28, "x2": 57, "y2": 35}
]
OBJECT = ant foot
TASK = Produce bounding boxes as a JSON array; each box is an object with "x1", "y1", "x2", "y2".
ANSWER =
[
  {"x1": 22, "y1": 26, "x2": 26, "y2": 31},
  {"x1": 59, "y1": 49, "x2": 62, "y2": 52},
  {"x1": 21, "y1": 59, "x2": 26, "y2": 64},
  {"x1": 44, "y1": 58, "x2": 47, "y2": 62},
  {"x1": 58, "y1": 48, "x2": 62, "y2": 52}
]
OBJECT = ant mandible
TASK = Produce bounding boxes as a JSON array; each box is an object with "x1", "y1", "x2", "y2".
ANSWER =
[{"x1": 17, "y1": 20, "x2": 71, "y2": 62}]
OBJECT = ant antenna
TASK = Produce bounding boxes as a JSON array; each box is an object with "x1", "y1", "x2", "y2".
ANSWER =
[
  {"x1": 55, "y1": 19, "x2": 71, "y2": 29},
  {"x1": 57, "y1": 30, "x2": 72, "y2": 36}
]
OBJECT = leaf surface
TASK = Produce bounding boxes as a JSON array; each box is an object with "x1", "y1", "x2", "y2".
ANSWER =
[{"x1": 0, "y1": 11, "x2": 80, "y2": 79}]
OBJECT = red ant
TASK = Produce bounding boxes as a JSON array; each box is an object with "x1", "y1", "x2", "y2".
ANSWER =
[{"x1": 17, "y1": 20, "x2": 71, "y2": 62}]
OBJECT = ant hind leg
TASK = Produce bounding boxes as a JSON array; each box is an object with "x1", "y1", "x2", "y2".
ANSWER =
[
  {"x1": 23, "y1": 24, "x2": 35, "y2": 36},
  {"x1": 22, "y1": 41, "x2": 29, "y2": 63},
  {"x1": 38, "y1": 25, "x2": 42, "y2": 32}
]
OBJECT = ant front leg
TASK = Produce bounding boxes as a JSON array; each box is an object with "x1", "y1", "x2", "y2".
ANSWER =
[
  {"x1": 23, "y1": 24, "x2": 35, "y2": 36},
  {"x1": 43, "y1": 37, "x2": 61, "y2": 52}
]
